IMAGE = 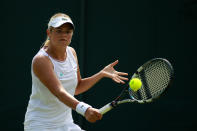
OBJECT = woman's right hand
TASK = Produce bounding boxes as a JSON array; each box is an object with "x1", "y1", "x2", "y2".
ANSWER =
[{"x1": 84, "y1": 107, "x2": 102, "y2": 123}]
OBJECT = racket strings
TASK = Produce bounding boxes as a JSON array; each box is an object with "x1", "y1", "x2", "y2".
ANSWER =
[
  {"x1": 144, "y1": 61, "x2": 171, "y2": 96},
  {"x1": 129, "y1": 59, "x2": 173, "y2": 101}
]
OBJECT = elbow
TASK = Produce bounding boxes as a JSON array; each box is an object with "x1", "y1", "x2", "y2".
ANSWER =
[
  {"x1": 74, "y1": 85, "x2": 80, "y2": 96},
  {"x1": 74, "y1": 80, "x2": 82, "y2": 95}
]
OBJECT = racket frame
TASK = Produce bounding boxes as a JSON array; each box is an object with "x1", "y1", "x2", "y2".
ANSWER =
[{"x1": 99, "y1": 58, "x2": 174, "y2": 115}]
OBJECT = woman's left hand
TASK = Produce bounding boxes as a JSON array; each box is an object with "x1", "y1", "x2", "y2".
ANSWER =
[{"x1": 101, "y1": 60, "x2": 128, "y2": 84}]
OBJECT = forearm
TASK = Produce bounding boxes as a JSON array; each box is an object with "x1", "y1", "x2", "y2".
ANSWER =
[
  {"x1": 75, "y1": 71, "x2": 105, "y2": 95},
  {"x1": 56, "y1": 87, "x2": 79, "y2": 110},
  {"x1": 56, "y1": 87, "x2": 92, "y2": 117}
]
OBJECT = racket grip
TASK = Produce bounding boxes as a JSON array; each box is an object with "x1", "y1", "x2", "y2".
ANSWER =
[{"x1": 99, "y1": 103, "x2": 113, "y2": 115}]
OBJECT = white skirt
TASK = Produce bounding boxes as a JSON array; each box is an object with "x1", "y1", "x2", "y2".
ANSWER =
[{"x1": 24, "y1": 123, "x2": 85, "y2": 131}]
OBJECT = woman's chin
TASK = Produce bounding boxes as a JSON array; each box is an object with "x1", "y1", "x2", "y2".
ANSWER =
[{"x1": 59, "y1": 41, "x2": 70, "y2": 46}]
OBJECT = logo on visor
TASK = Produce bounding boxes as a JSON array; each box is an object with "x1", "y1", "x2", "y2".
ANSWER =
[{"x1": 62, "y1": 18, "x2": 68, "y2": 21}]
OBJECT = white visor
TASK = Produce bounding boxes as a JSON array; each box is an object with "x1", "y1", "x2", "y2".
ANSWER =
[{"x1": 48, "y1": 16, "x2": 74, "y2": 29}]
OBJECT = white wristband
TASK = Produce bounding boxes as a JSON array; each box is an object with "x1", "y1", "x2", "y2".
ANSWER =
[{"x1": 76, "y1": 102, "x2": 92, "y2": 116}]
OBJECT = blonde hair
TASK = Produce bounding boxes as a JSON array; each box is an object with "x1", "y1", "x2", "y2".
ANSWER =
[{"x1": 41, "y1": 13, "x2": 72, "y2": 48}]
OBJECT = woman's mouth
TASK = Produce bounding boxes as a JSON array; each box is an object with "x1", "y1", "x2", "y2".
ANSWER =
[{"x1": 60, "y1": 39, "x2": 67, "y2": 41}]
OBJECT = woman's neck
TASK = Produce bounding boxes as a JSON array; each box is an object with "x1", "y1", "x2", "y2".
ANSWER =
[{"x1": 45, "y1": 44, "x2": 67, "y2": 61}]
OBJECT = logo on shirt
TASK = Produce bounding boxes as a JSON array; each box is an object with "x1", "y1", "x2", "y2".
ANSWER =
[{"x1": 59, "y1": 72, "x2": 64, "y2": 77}]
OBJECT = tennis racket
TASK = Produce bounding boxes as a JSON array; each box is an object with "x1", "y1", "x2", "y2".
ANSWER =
[{"x1": 99, "y1": 58, "x2": 174, "y2": 115}]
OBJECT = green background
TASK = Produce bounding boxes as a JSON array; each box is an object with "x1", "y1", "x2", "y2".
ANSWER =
[{"x1": 0, "y1": 0, "x2": 196, "y2": 131}]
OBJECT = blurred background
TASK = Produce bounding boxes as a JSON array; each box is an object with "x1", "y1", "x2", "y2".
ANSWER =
[{"x1": 0, "y1": 0, "x2": 196, "y2": 131}]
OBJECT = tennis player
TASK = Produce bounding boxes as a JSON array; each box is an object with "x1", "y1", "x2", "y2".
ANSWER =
[{"x1": 24, "y1": 13, "x2": 128, "y2": 131}]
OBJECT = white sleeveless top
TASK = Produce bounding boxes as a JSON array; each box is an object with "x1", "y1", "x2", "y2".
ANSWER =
[{"x1": 24, "y1": 46, "x2": 79, "y2": 130}]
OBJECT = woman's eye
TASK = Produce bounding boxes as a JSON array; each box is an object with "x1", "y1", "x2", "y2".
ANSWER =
[
  {"x1": 66, "y1": 31, "x2": 71, "y2": 34},
  {"x1": 56, "y1": 30, "x2": 62, "y2": 33},
  {"x1": 55, "y1": 29, "x2": 72, "y2": 34}
]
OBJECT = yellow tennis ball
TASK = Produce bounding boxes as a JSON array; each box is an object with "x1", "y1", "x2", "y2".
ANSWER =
[{"x1": 129, "y1": 78, "x2": 142, "y2": 92}]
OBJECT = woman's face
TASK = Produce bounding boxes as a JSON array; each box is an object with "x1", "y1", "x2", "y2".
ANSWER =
[{"x1": 48, "y1": 23, "x2": 74, "y2": 47}]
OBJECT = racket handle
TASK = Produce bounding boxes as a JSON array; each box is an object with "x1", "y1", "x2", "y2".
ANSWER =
[{"x1": 99, "y1": 103, "x2": 113, "y2": 115}]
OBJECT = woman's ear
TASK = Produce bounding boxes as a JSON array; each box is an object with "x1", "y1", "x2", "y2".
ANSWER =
[{"x1": 46, "y1": 29, "x2": 50, "y2": 38}]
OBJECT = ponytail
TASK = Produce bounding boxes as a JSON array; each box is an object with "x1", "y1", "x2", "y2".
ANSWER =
[{"x1": 41, "y1": 37, "x2": 50, "y2": 48}]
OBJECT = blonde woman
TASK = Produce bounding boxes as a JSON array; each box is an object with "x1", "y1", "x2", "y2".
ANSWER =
[{"x1": 24, "y1": 13, "x2": 128, "y2": 131}]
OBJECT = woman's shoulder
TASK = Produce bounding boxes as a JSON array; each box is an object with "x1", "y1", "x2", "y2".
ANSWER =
[
  {"x1": 33, "y1": 49, "x2": 51, "y2": 65},
  {"x1": 68, "y1": 46, "x2": 77, "y2": 57},
  {"x1": 68, "y1": 46, "x2": 78, "y2": 64}
]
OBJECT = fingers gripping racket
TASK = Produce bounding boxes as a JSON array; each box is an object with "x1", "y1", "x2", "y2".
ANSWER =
[{"x1": 99, "y1": 58, "x2": 174, "y2": 115}]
